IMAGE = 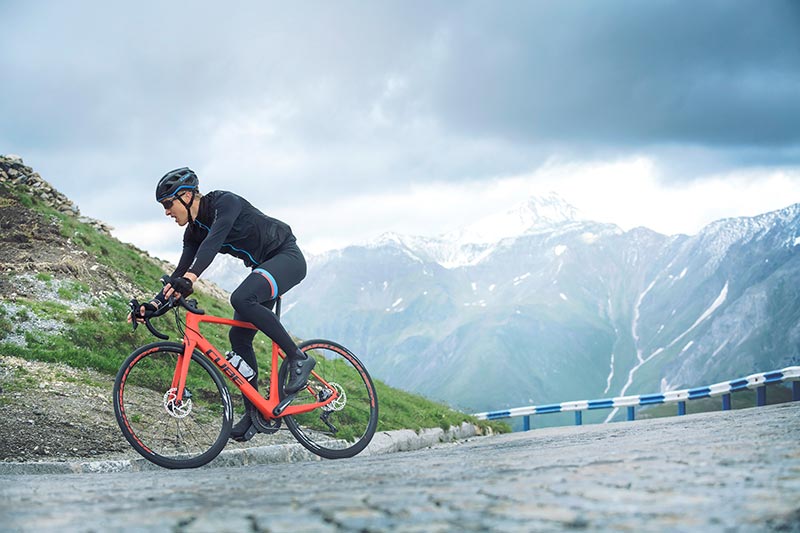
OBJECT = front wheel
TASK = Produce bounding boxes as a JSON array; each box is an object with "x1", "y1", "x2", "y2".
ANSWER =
[
  {"x1": 285, "y1": 340, "x2": 379, "y2": 459},
  {"x1": 113, "y1": 342, "x2": 233, "y2": 469}
]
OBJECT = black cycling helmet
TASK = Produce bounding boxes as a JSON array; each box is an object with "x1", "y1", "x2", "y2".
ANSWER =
[{"x1": 155, "y1": 167, "x2": 199, "y2": 203}]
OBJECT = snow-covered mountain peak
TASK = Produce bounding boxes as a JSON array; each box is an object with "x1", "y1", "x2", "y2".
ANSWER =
[
  {"x1": 442, "y1": 193, "x2": 585, "y2": 245},
  {"x1": 692, "y1": 202, "x2": 800, "y2": 267},
  {"x1": 369, "y1": 232, "x2": 435, "y2": 251},
  {"x1": 360, "y1": 194, "x2": 590, "y2": 269}
]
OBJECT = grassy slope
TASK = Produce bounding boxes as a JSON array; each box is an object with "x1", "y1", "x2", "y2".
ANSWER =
[{"x1": 0, "y1": 185, "x2": 508, "y2": 434}]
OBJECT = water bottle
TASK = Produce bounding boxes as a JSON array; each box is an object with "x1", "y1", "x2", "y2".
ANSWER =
[{"x1": 225, "y1": 351, "x2": 255, "y2": 380}]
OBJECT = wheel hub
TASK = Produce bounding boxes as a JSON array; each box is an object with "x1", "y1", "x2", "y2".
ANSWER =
[
  {"x1": 323, "y1": 382, "x2": 346, "y2": 412},
  {"x1": 163, "y1": 387, "x2": 192, "y2": 418}
]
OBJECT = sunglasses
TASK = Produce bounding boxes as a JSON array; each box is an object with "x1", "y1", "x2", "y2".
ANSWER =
[{"x1": 160, "y1": 197, "x2": 176, "y2": 209}]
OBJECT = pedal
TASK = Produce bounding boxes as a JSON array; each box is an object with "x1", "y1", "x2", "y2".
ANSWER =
[
  {"x1": 231, "y1": 423, "x2": 258, "y2": 443},
  {"x1": 272, "y1": 393, "x2": 297, "y2": 417}
]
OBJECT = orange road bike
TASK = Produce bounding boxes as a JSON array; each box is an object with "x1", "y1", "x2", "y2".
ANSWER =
[{"x1": 114, "y1": 294, "x2": 378, "y2": 469}]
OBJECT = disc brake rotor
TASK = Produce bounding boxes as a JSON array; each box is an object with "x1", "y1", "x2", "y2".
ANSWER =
[
  {"x1": 163, "y1": 387, "x2": 192, "y2": 418},
  {"x1": 323, "y1": 382, "x2": 347, "y2": 412}
]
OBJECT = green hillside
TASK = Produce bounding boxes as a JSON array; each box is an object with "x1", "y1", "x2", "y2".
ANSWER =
[{"x1": 0, "y1": 163, "x2": 507, "y2": 441}]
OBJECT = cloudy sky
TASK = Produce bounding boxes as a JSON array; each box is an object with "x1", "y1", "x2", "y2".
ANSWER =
[{"x1": 2, "y1": 1, "x2": 799, "y2": 269}]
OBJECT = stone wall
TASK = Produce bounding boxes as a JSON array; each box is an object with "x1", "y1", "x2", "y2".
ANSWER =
[{"x1": 0, "y1": 154, "x2": 112, "y2": 235}]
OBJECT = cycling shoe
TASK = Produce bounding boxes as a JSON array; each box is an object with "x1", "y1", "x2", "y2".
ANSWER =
[{"x1": 284, "y1": 353, "x2": 316, "y2": 394}]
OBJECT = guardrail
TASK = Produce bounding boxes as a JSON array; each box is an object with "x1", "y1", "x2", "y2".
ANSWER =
[{"x1": 474, "y1": 366, "x2": 800, "y2": 430}]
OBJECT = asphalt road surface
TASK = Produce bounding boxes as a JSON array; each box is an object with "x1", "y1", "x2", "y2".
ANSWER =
[{"x1": 1, "y1": 402, "x2": 798, "y2": 532}]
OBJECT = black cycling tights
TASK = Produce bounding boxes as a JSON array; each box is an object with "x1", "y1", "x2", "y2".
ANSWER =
[{"x1": 228, "y1": 243, "x2": 307, "y2": 391}]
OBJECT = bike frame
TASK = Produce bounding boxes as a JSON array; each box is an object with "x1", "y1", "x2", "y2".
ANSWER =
[{"x1": 170, "y1": 311, "x2": 337, "y2": 419}]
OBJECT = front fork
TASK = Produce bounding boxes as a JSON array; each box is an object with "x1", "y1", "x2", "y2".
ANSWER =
[{"x1": 169, "y1": 339, "x2": 197, "y2": 405}]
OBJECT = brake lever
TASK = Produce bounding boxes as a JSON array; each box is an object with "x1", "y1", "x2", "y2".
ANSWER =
[
  {"x1": 129, "y1": 299, "x2": 140, "y2": 332},
  {"x1": 180, "y1": 295, "x2": 206, "y2": 315},
  {"x1": 129, "y1": 297, "x2": 169, "y2": 339}
]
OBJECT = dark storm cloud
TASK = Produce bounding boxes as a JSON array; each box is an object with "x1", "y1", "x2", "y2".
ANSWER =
[
  {"x1": 430, "y1": 1, "x2": 800, "y2": 150},
  {"x1": 0, "y1": 0, "x2": 798, "y2": 219}
]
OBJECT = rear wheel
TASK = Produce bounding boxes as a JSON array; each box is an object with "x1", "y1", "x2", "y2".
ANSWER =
[
  {"x1": 113, "y1": 342, "x2": 233, "y2": 469},
  {"x1": 285, "y1": 340, "x2": 378, "y2": 459}
]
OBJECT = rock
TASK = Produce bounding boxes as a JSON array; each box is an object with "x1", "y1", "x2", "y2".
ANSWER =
[{"x1": 1, "y1": 155, "x2": 86, "y2": 226}]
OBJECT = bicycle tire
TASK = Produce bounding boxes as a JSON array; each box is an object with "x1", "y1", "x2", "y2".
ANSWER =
[
  {"x1": 285, "y1": 339, "x2": 379, "y2": 459},
  {"x1": 113, "y1": 342, "x2": 233, "y2": 469}
]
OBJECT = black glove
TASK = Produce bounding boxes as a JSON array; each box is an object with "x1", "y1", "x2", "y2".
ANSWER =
[
  {"x1": 170, "y1": 276, "x2": 194, "y2": 297},
  {"x1": 148, "y1": 292, "x2": 168, "y2": 311},
  {"x1": 140, "y1": 292, "x2": 168, "y2": 318}
]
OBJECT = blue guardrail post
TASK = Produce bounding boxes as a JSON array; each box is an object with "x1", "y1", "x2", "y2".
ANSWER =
[{"x1": 757, "y1": 386, "x2": 766, "y2": 406}]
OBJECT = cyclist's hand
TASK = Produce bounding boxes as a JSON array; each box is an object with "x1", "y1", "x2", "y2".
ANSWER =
[
  {"x1": 127, "y1": 304, "x2": 147, "y2": 324},
  {"x1": 126, "y1": 306, "x2": 147, "y2": 325},
  {"x1": 127, "y1": 294, "x2": 166, "y2": 324},
  {"x1": 164, "y1": 274, "x2": 196, "y2": 299}
]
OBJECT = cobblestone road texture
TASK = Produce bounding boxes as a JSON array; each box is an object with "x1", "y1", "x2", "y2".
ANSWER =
[{"x1": 1, "y1": 403, "x2": 798, "y2": 532}]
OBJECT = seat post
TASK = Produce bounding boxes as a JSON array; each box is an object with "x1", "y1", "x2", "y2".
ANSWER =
[{"x1": 275, "y1": 296, "x2": 282, "y2": 321}]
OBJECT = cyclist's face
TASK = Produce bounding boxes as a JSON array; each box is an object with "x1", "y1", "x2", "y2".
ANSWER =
[{"x1": 163, "y1": 191, "x2": 190, "y2": 226}]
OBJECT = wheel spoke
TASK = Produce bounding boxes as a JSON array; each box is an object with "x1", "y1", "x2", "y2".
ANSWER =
[
  {"x1": 285, "y1": 340, "x2": 378, "y2": 459},
  {"x1": 114, "y1": 344, "x2": 232, "y2": 469}
]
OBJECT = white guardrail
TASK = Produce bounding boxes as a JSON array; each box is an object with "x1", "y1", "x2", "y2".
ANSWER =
[{"x1": 474, "y1": 366, "x2": 800, "y2": 430}]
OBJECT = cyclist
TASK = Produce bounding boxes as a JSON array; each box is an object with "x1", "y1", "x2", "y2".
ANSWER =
[{"x1": 135, "y1": 167, "x2": 315, "y2": 442}]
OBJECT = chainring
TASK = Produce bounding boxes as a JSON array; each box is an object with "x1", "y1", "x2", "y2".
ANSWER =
[{"x1": 251, "y1": 409, "x2": 282, "y2": 434}]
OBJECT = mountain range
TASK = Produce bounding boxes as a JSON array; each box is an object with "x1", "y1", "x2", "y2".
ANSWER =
[{"x1": 260, "y1": 194, "x2": 800, "y2": 419}]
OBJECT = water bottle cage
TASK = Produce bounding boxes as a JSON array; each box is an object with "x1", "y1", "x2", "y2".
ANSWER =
[{"x1": 225, "y1": 351, "x2": 255, "y2": 380}]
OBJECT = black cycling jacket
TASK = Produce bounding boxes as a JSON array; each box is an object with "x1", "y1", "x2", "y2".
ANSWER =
[{"x1": 172, "y1": 190, "x2": 296, "y2": 278}]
